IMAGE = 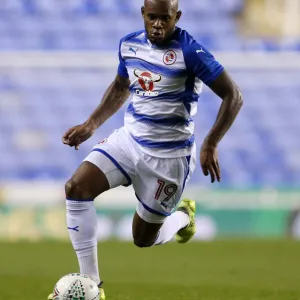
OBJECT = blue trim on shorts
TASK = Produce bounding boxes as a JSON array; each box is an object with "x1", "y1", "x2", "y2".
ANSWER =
[
  {"x1": 182, "y1": 155, "x2": 191, "y2": 192},
  {"x1": 92, "y1": 148, "x2": 132, "y2": 187},
  {"x1": 135, "y1": 193, "x2": 171, "y2": 217},
  {"x1": 66, "y1": 197, "x2": 94, "y2": 202}
]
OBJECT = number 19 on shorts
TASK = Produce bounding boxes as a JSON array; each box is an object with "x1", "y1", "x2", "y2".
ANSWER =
[{"x1": 155, "y1": 180, "x2": 178, "y2": 202}]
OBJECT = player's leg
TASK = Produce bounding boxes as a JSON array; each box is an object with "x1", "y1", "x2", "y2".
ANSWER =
[
  {"x1": 155, "y1": 199, "x2": 196, "y2": 245},
  {"x1": 49, "y1": 130, "x2": 134, "y2": 300},
  {"x1": 132, "y1": 149, "x2": 197, "y2": 247},
  {"x1": 65, "y1": 161, "x2": 110, "y2": 286},
  {"x1": 65, "y1": 161, "x2": 109, "y2": 199},
  {"x1": 65, "y1": 129, "x2": 133, "y2": 287},
  {"x1": 132, "y1": 212, "x2": 162, "y2": 247},
  {"x1": 132, "y1": 207, "x2": 191, "y2": 247},
  {"x1": 48, "y1": 161, "x2": 110, "y2": 299},
  {"x1": 133, "y1": 196, "x2": 197, "y2": 247}
]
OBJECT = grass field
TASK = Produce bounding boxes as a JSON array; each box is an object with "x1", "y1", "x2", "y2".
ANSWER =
[{"x1": 1, "y1": 240, "x2": 300, "y2": 300}]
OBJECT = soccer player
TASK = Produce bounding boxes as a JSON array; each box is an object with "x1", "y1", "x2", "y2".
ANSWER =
[{"x1": 48, "y1": 0, "x2": 243, "y2": 299}]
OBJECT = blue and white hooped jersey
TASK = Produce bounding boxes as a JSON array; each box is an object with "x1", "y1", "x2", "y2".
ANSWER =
[{"x1": 118, "y1": 27, "x2": 224, "y2": 158}]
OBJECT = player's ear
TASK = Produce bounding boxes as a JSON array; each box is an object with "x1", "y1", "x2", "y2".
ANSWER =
[
  {"x1": 141, "y1": 6, "x2": 145, "y2": 19},
  {"x1": 175, "y1": 11, "x2": 182, "y2": 23}
]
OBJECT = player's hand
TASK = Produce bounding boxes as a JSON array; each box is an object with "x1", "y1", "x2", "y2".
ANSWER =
[
  {"x1": 62, "y1": 123, "x2": 95, "y2": 150},
  {"x1": 200, "y1": 142, "x2": 221, "y2": 183}
]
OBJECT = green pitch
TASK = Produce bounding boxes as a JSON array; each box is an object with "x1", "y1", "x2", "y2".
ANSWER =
[{"x1": 1, "y1": 240, "x2": 300, "y2": 300}]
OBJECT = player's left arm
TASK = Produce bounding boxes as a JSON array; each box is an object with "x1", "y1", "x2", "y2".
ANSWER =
[
  {"x1": 202, "y1": 70, "x2": 243, "y2": 183},
  {"x1": 184, "y1": 41, "x2": 243, "y2": 183}
]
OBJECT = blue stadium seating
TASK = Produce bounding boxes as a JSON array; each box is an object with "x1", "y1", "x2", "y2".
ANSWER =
[
  {"x1": 0, "y1": 0, "x2": 299, "y2": 51},
  {"x1": 0, "y1": 0, "x2": 299, "y2": 187},
  {"x1": 0, "y1": 66, "x2": 299, "y2": 187}
]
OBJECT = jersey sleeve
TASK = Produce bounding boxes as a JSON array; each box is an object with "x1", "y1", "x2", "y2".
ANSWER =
[
  {"x1": 117, "y1": 39, "x2": 129, "y2": 78},
  {"x1": 183, "y1": 41, "x2": 224, "y2": 86}
]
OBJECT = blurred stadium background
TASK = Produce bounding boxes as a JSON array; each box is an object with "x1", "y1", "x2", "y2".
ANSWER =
[{"x1": 0, "y1": 0, "x2": 300, "y2": 242}]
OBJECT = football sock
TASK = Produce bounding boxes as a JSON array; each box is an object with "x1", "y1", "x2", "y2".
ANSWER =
[
  {"x1": 66, "y1": 199, "x2": 100, "y2": 285},
  {"x1": 154, "y1": 211, "x2": 189, "y2": 245}
]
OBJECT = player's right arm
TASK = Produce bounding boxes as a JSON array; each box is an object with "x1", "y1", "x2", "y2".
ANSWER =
[
  {"x1": 62, "y1": 74, "x2": 130, "y2": 150},
  {"x1": 63, "y1": 37, "x2": 131, "y2": 150}
]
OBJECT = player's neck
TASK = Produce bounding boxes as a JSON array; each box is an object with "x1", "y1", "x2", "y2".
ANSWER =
[{"x1": 145, "y1": 27, "x2": 178, "y2": 47}]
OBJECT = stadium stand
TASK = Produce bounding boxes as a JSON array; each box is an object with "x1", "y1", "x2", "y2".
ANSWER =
[
  {"x1": 0, "y1": 0, "x2": 299, "y2": 187},
  {"x1": 0, "y1": 0, "x2": 299, "y2": 51}
]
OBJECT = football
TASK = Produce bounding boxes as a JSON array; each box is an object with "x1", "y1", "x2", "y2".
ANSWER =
[{"x1": 51, "y1": 273, "x2": 99, "y2": 300}]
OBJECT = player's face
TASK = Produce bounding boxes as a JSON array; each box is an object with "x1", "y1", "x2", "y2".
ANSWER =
[{"x1": 142, "y1": 1, "x2": 181, "y2": 46}]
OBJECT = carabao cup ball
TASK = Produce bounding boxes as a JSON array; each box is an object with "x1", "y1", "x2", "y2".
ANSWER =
[{"x1": 52, "y1": 273, "x2": 99, "y2": 300}]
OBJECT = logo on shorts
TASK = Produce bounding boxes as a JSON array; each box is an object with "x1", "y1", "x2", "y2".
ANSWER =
[
  {"x1": 163, "y1": 50, "x2": 176, "y2": 65},
  {"x1": 134, "y1": 69, "x2": 162, "y2": 97},
  {"x1": 99, "y1": 138, "x2": 108, "y2": 145}
]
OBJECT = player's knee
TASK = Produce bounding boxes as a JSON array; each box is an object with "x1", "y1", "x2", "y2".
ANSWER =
[
  {"x1": 133, "y1": 237, "x2": 154, "y2": 248},
  {"x1": 65, "y1": 179, "x2": 93, "y2": 200}
]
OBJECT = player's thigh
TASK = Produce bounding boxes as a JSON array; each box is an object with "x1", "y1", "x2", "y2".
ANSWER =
[
  {"x1": 66, "y1": 128, "x2": 135, "y2": 199},
  {"x1": 131, "y1": 154, "x2": 192, "y2": 246},
  {"x1": 65, "y1": 161, "x2": 110, "y2": 199},
  {"x1": 132, "y1": 212, "x2": 163, "y2": 247},
  {"x1": 134, "y1": 154, "x2": 192, "y2": 219}
]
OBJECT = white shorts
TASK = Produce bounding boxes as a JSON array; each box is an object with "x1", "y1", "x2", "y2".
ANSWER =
[{"x1": 84, "y1": 127, "x2": 196, "y2": 224}]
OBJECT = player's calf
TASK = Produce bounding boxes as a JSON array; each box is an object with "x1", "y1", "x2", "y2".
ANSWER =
[
  {"x1": 132, "y1": 200, "x2": 195, "y2": 246},
  {"x1": 65, "y1": 161, "x2": 110, "y2": 286},
  {"x1": 133, "y1": 238, "x2": 156, "y2": 248},
  {"x1": 132, "y1": 212, "x2": 162, "y2": 248}
]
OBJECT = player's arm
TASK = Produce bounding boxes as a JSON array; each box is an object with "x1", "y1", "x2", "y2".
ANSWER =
[
  {"x1": 184, "y1": 40, "x2": 243, "y2": 182},
  {"x1": 86, "y1": 74, "x2": 130, "y2": 130},
  {"x1": 63, "y1": 74, "x2": 130, "y2": 150},
  {"x1": 201, "y1": 70, "x2": 243, "y2": 182},
  {"x1": 205, "y1": 70, "x2": 243, "y2": 146}
]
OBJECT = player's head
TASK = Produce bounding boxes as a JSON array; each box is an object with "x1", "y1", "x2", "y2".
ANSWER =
[{"x1": 142, "y1": 0, "x2": 182, "y2": 46}]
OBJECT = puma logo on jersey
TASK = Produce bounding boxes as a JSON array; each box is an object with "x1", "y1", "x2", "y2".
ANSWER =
[
  {"x1": 129, "y1": 47, "x2": 138, "y2": 55},
  {"x1": 196, "y1": 48, "x2": 205, "y2": 53}
]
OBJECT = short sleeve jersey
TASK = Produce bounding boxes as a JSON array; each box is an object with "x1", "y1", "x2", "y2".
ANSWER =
[{"x1": 118, "y1": 27, "x2": 224, "y2": 158}]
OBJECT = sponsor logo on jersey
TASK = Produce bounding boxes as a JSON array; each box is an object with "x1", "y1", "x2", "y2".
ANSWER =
[
  {"x1": 163, "y1": 50, "x2": 177, "y2": 65},
  {"x1": 134, "y1": 69, "x2": 161, "y2": 96}
]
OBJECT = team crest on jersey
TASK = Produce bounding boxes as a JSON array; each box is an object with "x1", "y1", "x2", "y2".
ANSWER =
[
  {"x1": 134, "y1": 69, "x2": 161, "y2": 96},
  {"x1": 163, "y1": 50, "x2": 176, "y2": 65}
]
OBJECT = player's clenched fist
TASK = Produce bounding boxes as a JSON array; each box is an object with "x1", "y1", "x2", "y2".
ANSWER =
[
  {"x1": 200, "y1": 142, "x2": 221, "y2": 183},
  {"x1": 62, "y1": 123, "x2": 95, "y2": 150}
]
